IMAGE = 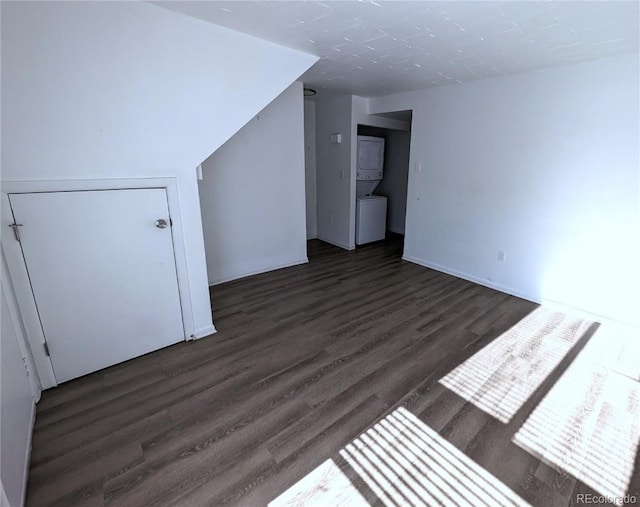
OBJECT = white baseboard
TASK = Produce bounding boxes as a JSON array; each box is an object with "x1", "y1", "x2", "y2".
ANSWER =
[
  {"x1": 193, "y1": 325, "x2": 217, "y2": 339},
  {"x1": 402, "y1": 254, "x2": 639, "y2": 327},
  {"x1": 209, "y1": 258, "x2": 309, "y2": 286},
  {"x1": 316, "y1": 235, "x2": 355, "y2": 251},
  {"x1": 537, "y1": 297, "x2": 640, "y2": 328},
  {"x1": 402, "y1": 255, "x2": 536, "y2": 302}
]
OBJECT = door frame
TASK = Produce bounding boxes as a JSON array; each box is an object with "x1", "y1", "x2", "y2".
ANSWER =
[{"x1": 1, "y1": 178, "x2": 193, "y2": 389}]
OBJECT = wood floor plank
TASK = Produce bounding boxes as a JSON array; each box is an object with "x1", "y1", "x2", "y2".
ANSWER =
[
  {"x1": 104, "y1": 399, "x2": 310, "y2": 506},
  {"x1": 534, "y1": 462, "x2": 578, "y2": 502},
  {"x1": 211, "y1": 395, "x2": 390, "y2": 507},
  {"x1": 29, "y1": 409, "x2": 173, "y2": 469},
  {"x1": 26, "y1": 236, "x2": 629, "y2": 507},
  {"x1": 34, "y1": 369, "x2": 169, "y2": 429},
  {"x1": 28, "y1": 443, "x2": 143, "y2": 507}
]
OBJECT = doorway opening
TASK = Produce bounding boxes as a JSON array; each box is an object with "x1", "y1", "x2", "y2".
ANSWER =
[{"x1": 356, "y1": 112, "x2": 412, "y2": 256}]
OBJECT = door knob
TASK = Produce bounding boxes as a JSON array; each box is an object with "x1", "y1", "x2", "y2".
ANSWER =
[{"x1": 155, "y1": 219, "x2": 168, "y2": 229}]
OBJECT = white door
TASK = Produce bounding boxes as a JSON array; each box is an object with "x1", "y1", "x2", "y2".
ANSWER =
[{"x1": 8, "y1": 188, "x2": 184, "y2": 383}]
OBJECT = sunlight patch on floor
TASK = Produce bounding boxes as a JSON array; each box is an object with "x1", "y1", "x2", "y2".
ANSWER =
[
  {"x1": 268, "y1": 457, "x2": 370, "y2": 507},
  {"x1": 513, "y1": 322, "x2": 640, "y2": 500},
  {"x1": 270, "y1": 407, "x2": 530, "y2": 507},
  {"x1": 439, "y1": 307, "x2": 593, "y2": 423}
]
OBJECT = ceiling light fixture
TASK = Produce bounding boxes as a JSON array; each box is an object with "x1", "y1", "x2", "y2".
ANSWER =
[{"x1": 303, "y1": 88, "x2": 317, "y2": 97}]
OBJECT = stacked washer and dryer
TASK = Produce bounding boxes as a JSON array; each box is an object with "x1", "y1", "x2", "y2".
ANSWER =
[{"x1": 356, "y1": 135, "x2": 387, "y2": 245}]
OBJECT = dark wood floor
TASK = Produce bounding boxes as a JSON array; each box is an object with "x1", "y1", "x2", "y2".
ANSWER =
[{"x1": 26, "y1": 237, "x2": 638, "y2": 506}]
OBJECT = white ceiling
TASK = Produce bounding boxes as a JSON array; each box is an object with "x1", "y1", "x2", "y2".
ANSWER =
[{"x1": 154, "y1": 1, "x2": 639, "y2": 98}]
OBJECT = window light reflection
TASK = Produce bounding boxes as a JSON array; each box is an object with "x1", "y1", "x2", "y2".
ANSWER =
[
  {"x1": 270, "y1": 407, "x2": 530, "y2": 507},
  {"x1": 513, "y1": 323, "x2": 640, "y2": 500},
  {"x1": 439, "y1": 307, "x2": 593, "y2": 423}
]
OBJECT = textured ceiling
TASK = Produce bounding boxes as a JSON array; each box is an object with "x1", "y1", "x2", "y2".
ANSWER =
[{"x1": 154, "y1": 1, "x2": 640, "y2": 97}]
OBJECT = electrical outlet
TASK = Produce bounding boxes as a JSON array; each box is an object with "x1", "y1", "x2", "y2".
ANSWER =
[
  {"x1": 330, "y1": 215, "x2": 334, "y2": 224},
  {"x1": 498, "y1": 250, "x2": 506, "y2": 262}
]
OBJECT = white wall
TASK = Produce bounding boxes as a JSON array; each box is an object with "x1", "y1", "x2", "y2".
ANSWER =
[
  {"x1": 1, "y1": 1, "x2": 317, "y2": 383},
  {"x1": 1, "y1": 2, "x2": 317, "y2": 176},
  {"x1": 1, "y1": 483, "x2": 9, "y2": 507},
  {"x1": 375, "y1": 130, "x2": 411, "y2": 235},
  {"x1": 1, "y1": 254, "x2": 36, "y2": 507},
  {"x1": 314, "y1": 94, "x2": 410, "y2": 250},
  {"x1": 315, "y1": 95, "x2": 354, "y2": 250},
  {"x1": 370, "y1": 54, "x2": 640, "y2": 325},
  {"x1": 198, "y1": 83, "x2": 308, "y2": 285},
  {"x1": 304, "y1": 100, "x2": 318, "y2": 239},
  {"x1": 352, "y1": 96, "x2": 411, "y2": 132}
]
